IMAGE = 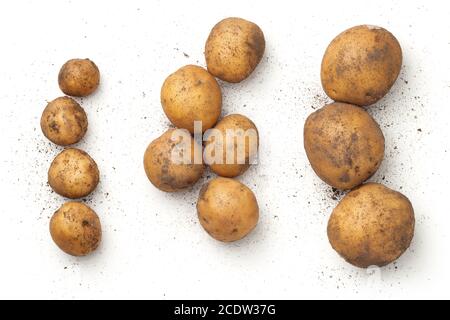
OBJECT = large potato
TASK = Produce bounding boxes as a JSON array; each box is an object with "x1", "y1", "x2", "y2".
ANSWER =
[
  {"x1": 40, "y1": 96, "x2": 88, "y2": 146},
  {"x1": 50, "y1": 201, "x2": 101, "y2": 256},
  {"x1": 205, "y1": 17, "x2": 265, "y2": 83},
  {"x1": 327, "y1": 183, "x2": 415, "y2": 268},
  {"x1": 197, "y1": 177, "x2": 259, "y2": 242},
  {"x1": 48, "y1": 148, "x2": 100, "y2": 199},
  {"x1": 204, "y1": 114, "x2": 259, "y2": 177},
  {"x1": 304, "y1": 103, "x2": 384, "y2": 190},
  {"x1": 161, "y1": 65, "x2": 222, "y2": 133},
  {"x1": 321, "y1": 25, "x2": 402, "y2": 106},
  {"x1": 143, "y1": 129, "x2": 204, "y2": 192},
  {"x1": 58, "y1": 58, "x2": 100, "y2": 97}
]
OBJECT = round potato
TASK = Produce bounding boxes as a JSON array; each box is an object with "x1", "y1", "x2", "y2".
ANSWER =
[
  {"x1": 58, "y1": 58, "x2": 100, "y2": 97},
  {"x1": 197, "y1": 177, "x2": 259, "y2": 242},
  {"x1": 205, "y1": 17, "x2": 265, "y2": 83},
  {"x1": 48, "y1": 148, "x2": 100, "y2": 199},
  {"x1": 204, "y1": 114, "x2": 259, "y2": 177},
  {"x1": 161, "y1": 65, "x2": 222, "y2": 134},
  {"x1": 50, "y1": 201, "x2": 101, "y2": 256},
  {"x1": 143, "y1": 128, "x2": 204, "y2": 192},
  {"x1": 327, "y1": 183, "x2": 415, "y2": 268},
  {"x1": 321, "y1": 25, "x2": 402, "y2": 106},
  {"x1": 40, "y1": 96, "x2": 88, "y2": 146},
  {"x1": 304, "y1": 103, "x2": 384, "y2": 190}
]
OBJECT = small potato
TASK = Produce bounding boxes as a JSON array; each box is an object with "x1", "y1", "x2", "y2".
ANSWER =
[
  {"x1": 50, "y1": 202, "x2": 101, "y2": 256},
  {"x1": 304, "y1": 103, "x2": 384, "y2": 190},
  {"x1": 40, "y1": 96, "x2": 88, "y2": 146},
  {"x1": 197, "y1": 177, "x2": 259, "y2": 242},
  {"x1": 205, "y1": 17, "x2": 265, "y2": 83},
  {"x1": 327, "y1": 183, "x2": 415, "y2": 268},
  {"x1": 58, "y1": 58, "x2": 100, "y2": 97},
  {"x1": 143, "y1": 128, "x2": 204, "y2": 192},
  {"x1": 48, "y1": 148, "x2": 100, "y2": 199},
  {"x1": 321, "y1": 25, "x2": 402, "y2": 106},
  {"x1": 204, "y1": 114, "x2": 259, "y2": 177},
  {"x1": 161, "y1": 65, "x2": 222, "y2": 133}
]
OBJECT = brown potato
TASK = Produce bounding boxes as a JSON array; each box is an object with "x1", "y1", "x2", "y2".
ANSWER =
[
  {"x1": 48, "y1": 148, "x2": 100, "y2": 199},
  {"x1": 58, "y1": 58, "x2": 100, "y2": 97},
  {"x1": 143, "y1": 128, "x2": 204, "y2": 192},
  {"x1": 321, "y1": 25, "x2": 402, "y2": 106},
  {"x1": 204, "y1": 114, "x2": 259, "y2": 177},
  {"x1": 205, "y1": 17, "x2": 265, "y2": 83},
  {"x1": 304, "y1": 103, "x2": 384, "y2": 190},
  {"x1": 327, "y1": 183, "x2": 415, "y2": 268},
  {"x1": 50, "y1": 202, "x2": 101, "y2": 256},
  {"x1": 197, "y1": 177, "x2": 259, "y2": 242},
  {"x1": 40, "y1": 96, "x2": 88, "y2": 146},
  {"x1": 161, "y1": 65, "x2": 222, "y2": 133}
]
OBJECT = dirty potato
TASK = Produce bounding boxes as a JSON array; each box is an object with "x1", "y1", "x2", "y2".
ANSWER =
[
  {"x1": 58, "y1": 58, "x2": 100, "y2": 97},
  {"x1": 327, "y1": 183, "x2": 415, "y2": 268},
  {"x1": 205, "y1": 17, "x2": 265, "y2": 83},
  {"x1": 40, "y1": 96, "x2": 88, "y2": 146},
  {"x1": 197, "y1": 177, "x2": 259, "y2": 242},
  {"x1": 304, "y1": 103, "x2": 385, "y2": 190},
  {"x1": 204, "y1": 114, "x2": 259, "y2": 177},
  {"x1": 48, "y1": 148, "x2": 100, "y2": 199},
  {"x1": 161, "y1": 65, "x2": 222, "y2": 133},
  {"x1": 321, "y1": 25, "x2": 402, "y2": 106},
  {"x1": 143, "y1": 128, "x2": 204, "y2": 192},
  {"x1": 50, "y1": 201, "x2": 101, "y2": 256}
]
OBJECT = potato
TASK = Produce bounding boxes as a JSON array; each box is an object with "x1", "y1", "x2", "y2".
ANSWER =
[
  {"x1": 40, "y1": 96, "x2": 88, "y2": 146},
  {"x1": 58, "y1": 58, "x2": 100, "y2": 97},
  {"x1": 197, "y1": 177, "x2": 259, "y2": 242},
  {"x1": 161, "y1": 65, "x2": 222, "y2": 133},
  {"x1": 50, "y1": 201, "x2": 101, "y2": 256},
  {"x1": 304, "y1": 103, "x2": 384, "y2": 190},
  {"x1": 204, "y1": 114, "x2": 259, "y2": 177},
  {"x1": 205, "y1": 17, "x2": 265, "y2": 83},
  {"x1": 327, "y1": 183, "x2": 415, "y2": 268},
  {"x1": 321, "y1": 25, "x2": 402, "y2": 106},
  {"x1": 143, "y1": 128, "x2": 204, "y2": 192},
  {"x1": 48, "y1": 148, "x2": 100, "y2": 199}
]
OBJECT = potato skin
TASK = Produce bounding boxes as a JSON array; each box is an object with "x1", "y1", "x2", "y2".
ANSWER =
[
  {"x1": 321, "y1": 25, "x2": 402, "y2": 106},
  {"x1": 58, "y1": 58, "x2": 100, "y2": 97},
  {"x1": 304, "y1": 103, "x2": 384, "y2": 190},
  {"x1": 50, "y1": 202, "x2": 101, "y2": 256},
  {"x1": 327, "y1": 183, "x2": 415, "y2": 268},
  {"x1": 205, "y1": 114, "x2": 259, "y2": 177},
  {"x1": 161, "y1": 65, "x2": 222, "y2": 134},
  {"x1": 40, "y1": 96, "x2": 88, "y2": 146},
  {"x1": 197, "y1": 177, "x2": 259, "y2": 242},
  {"x1": 205, "y1": 17, "x2": 265, "y2": 83},
  {"x1": 143, "y1": 129, "x2": 204, "y2": 192},
  {"x1": 48, "y1": 148, "x2": 100, "y2": 199}
]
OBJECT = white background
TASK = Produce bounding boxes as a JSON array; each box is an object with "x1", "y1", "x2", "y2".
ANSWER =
[{"x1": 0, "y1": 0, "x2": 449, "y2": 300}]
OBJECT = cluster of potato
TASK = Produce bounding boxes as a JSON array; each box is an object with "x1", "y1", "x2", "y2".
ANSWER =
[
  {"x1": 304, "y1": 25, "x2": 415, "y2": 268},
  {"x1": 144, "y1": 17, "x2": 265, "y2": 242},
  {"x1": 40, "y1": 59, "x2": 102, "y2": 256}
]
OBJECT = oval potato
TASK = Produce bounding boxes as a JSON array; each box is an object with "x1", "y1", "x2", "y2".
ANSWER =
[{"x1": 58, "y1": 58, "x2": 100, "y2": 97}]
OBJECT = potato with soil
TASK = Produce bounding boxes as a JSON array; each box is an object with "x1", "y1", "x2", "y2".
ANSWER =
[
  {"x1": 304, "y1": 103, "x2": 384, "y2": 190},
  {"x1": 327, "y1": 183, "x2": 415, "y2": 268},
  {"x1": 58, "y1": 58, "x2": 100, "y2": 97},
  {"x1": 204, "y1": 114, "x2": 259, "y2": 177},
  {"x1": 161, "y1": 65, "x2": 222, "y2": 133},
  {"x1": 205, "y1": 17, "x2": 265, "y2": 83},
  {"x1": 143, "y1": 128, "x2": 204, "y2": 192},
  {"x1": 321, "y1": 25, "x2": 402, "y2": 106},
  {"x1": 40, "y1": 96, "x2": 88, "y2": 146},
  {"x1": 48, "y1": 148, "x2": 100, "y2": 199},
  {"x1": 50, "y1": 202, "x2": 102, "y2": 256},
  {"x1": 197, "y1": 177, "x2": 259, "y2": 242}
]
